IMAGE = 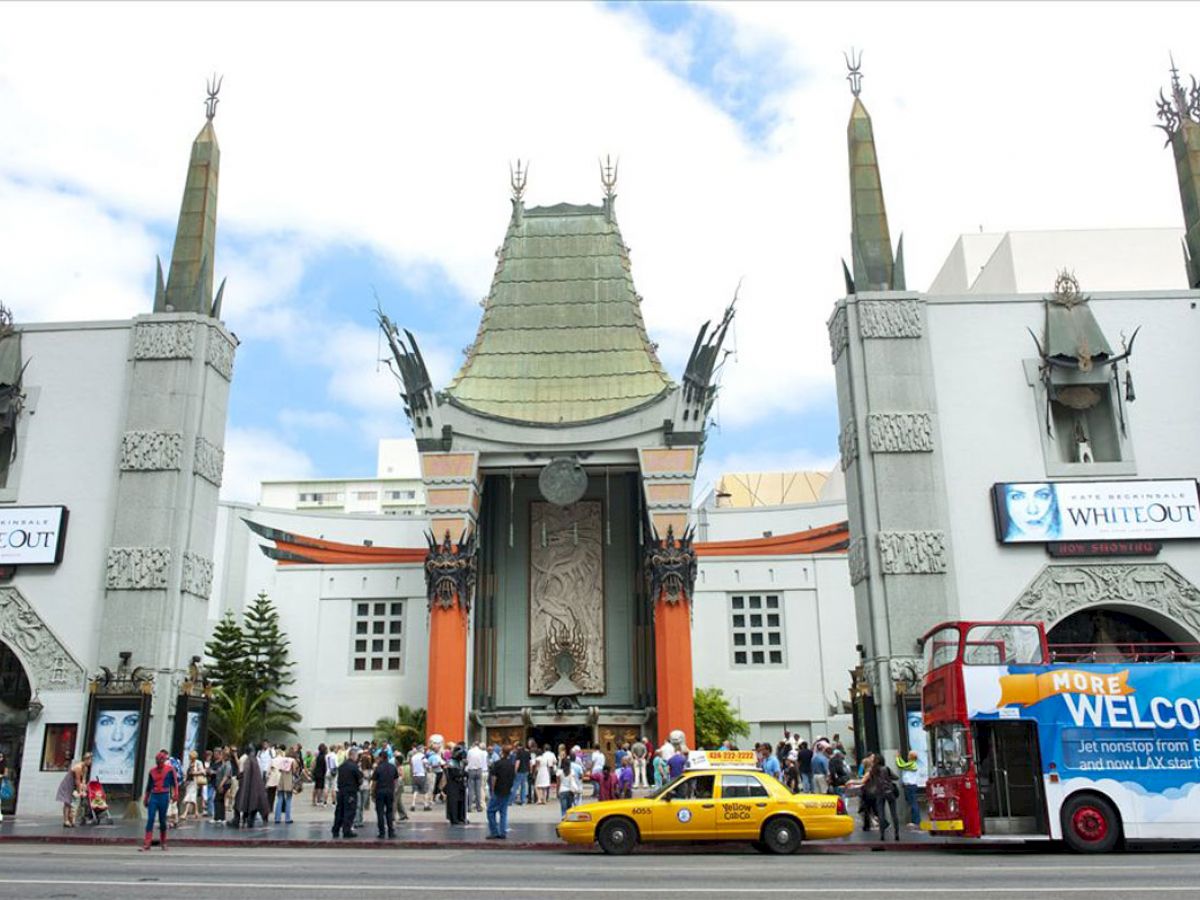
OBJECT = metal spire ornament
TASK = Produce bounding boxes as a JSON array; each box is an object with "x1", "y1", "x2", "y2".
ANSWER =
[
  {"x1": 844, "y1": 48, "x2": 863, "y2": 98},
  {"x1": 205, "y1": 73, "x2": 223, "y2": 121}
]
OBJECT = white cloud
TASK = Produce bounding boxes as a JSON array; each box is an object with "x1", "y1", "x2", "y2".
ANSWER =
[{"x1": 221, "y1": 427, "x2": 316, "y2": 503}]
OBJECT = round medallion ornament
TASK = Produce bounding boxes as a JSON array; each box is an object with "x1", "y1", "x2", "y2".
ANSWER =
[
  {"x1": 539, "y1": 458, "x2": 588, "y2": 506},
  {"x1": 677, "y1": 808, "x2": 693, "y2": 824}
]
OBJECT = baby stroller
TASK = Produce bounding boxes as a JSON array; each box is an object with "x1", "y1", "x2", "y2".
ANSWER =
[{"x1": 79, "y1": 778, "x2": 114, "y2": 826}]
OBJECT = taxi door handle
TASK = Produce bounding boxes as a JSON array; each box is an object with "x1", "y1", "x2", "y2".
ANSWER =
[
  {"x1": 755, "y1": 803, "x2": 767, "y2": 808},
  {"x1": 702, "y1": 803, "x2": 714, "y2": 808}
]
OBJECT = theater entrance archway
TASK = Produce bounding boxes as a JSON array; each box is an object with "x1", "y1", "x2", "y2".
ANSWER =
[{"x1": 0, "y1": 641, "x2": 31, "y2": 815}]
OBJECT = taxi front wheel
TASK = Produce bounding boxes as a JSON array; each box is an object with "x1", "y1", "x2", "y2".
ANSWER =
[
  {"x1": 597, "y1": 817, "x2": 639, "y2": 855},
  {"x1": 760, "y1": 816, "x2": 803, "y2": 854}
]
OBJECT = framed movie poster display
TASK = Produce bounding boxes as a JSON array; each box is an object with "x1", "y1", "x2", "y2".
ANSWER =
[
  {"x1": 172, "y1": 694, "x2": 209, "y2": 760},
  {"x1": 83, "y1": 695, "x2": 150, "y2": 793}
]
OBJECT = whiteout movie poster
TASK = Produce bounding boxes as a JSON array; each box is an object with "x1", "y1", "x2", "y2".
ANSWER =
[{"x1": 992, "y1": 479, "x2": 1200, "y2": 544}]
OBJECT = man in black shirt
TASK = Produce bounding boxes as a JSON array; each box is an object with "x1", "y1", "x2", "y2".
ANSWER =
[
  {"x1": 332, "y1": 748, "x2": 363, "y2": 838},
  {"x1": 797, "y1": 741, "x2": 814, "y2": 793},
  {"x1": 512, "y1": 743, "x2": 531, "y2": 805},
  {"x1": 486, "y1": 744, "x2": 516, "y2": 839},
  {"x1": 371, "y1": 751, "x2": 400, "y2": 838}
]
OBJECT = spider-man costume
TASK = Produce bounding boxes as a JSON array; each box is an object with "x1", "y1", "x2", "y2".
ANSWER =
[{"x1": 141, "y1": 753, "x2": 178, "y2": 851}]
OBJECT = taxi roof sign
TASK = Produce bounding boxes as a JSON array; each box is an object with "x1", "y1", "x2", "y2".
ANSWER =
[{"x1": 687, "y1": 750, "x2": 757, "y2": 769}]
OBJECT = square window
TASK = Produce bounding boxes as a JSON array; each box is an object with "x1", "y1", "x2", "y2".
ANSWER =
[
  {"x1": 750, "y1": 614, "x2": 762, "y2": 627},
  {"x1": 388, "y1": 639, "x2": 401, "y2": 652},
  {"x1": 357, "y1": 603, "x2": 369, "y2": 616},
  {"x1": 371, "y1": 658, "x2": 383, "y2": 671},
  {"x1": 387, "y1": 658, "x2": 401, "y2": 671},
  {"x1": 732, "y1": 614, "x2": 745, "y2": 628},
  {"x1": 732, "y1": 597, "x2": 744, "y2": 609},
  {"x1": 766, "y1": 596, "x2": 779, "y2": 608},
  {"x1": 356, "y1": 622, "x2": 368, "y2": 635},
  {"x1": 768, "y1": 632, "x2": 781, "y2": 645},
  {"x1": 749, "y1": 596, "x2": 762, "y2": 609},
  {"x1": 354, "y1": 658, "x2": 366, "y2": 671},
  {"x1": 733, "y1": 633, "x2": 746, "y2": 646},
  {"x1": 769, "y1": 650, "x2": 783, "y2": 664},
  {"x1": 751, "y1": 633, "x2": 763, "y2": 646},
  {"x1": 389, "y1": 620, "x2": 402, "y2": 634},
  {"x1": 767, "y1": 614, "x2": 780, "y2": 627},
  {"x1": 355, "y1": 639, "x2": 366, "y2": 652},
  {"x1": 374, "y1": 602, "x2": 386, "y2": 616},
  {"x1": 734, "y1": 651, "x2": 747, "y2": 664},
  {"x1": 752, "y1": 651, "x2": 764, "y2": 664},
  {"x1": 373, "y1": 621, "x2": 385, "y2": 634},
  {"x1": 372, "y1": 639, "x2": 384, "y2": 652},
  {"x1": 390, "y1": 602, "x2": 402, "y2": 616}
]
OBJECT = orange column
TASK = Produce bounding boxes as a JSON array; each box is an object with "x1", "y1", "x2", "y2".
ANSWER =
[
  {"x1": 426, "y1": 599, "x2": 469, "y2": 743},
  {"x1": 654, "y1": 591, "x2": 695, "y2": 748}
]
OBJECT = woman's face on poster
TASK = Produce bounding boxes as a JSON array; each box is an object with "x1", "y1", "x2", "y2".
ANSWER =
[
  {"x1": 94, "y1": 711, "x2": 139, "y2": 761},
  {"x1": 1005, "y1": 483, "x2": 1057, "y2": 536}
]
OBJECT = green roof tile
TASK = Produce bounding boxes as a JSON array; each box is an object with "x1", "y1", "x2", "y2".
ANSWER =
[{"x1": 445, "y1": 202, "x2": 672, "y2": 424}]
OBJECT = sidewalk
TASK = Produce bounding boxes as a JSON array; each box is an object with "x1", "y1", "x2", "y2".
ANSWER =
[{"x1": 0, "y1": 789, "x2": 1015, "y2": 853}]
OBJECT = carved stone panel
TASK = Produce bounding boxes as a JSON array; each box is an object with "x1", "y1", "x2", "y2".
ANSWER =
[
  {"x1": 105, "y1": 547, "x2": 171, "y2": 590},
  {"x1": 828, "y1": 306, "x2": 849, "y2": 363},
  {"x1": 180, "y1": 552, "x2": 213, "y2": 599},
  {"x1": 193, "y1": 436, "x2": 224, "y2": 487},
  {"x1": 133, "y1": 322, "x2": 196, "y2": 360},
  {"x1": 1003, "y1": 563, "x2": 1200, "y2": 641},
  {"x1": 848, "y1": 537, "x2": 869, "y2": 585},
  {"x1": 529, "y1": 500, "x2": 605, "y2": 696},
  {"x1": 120, "y1": 431, "x2": 183, "y2": 471},
  {"x1": 206, "y1": 329, "x2": 236, "y2": 381},
  {"x1": 867, "y1": 413, "x2": 934, "y2": 453},
  {"x1": 838, "y1": 420, "x2": 859, "y2": 471},
  {"x1": 878, "y1": 531, "x2": 947, "y2": 575},
  {"x1": 858, "y1": 299, "x2": 923, "y2": 338},
  {"x1": 0, "y1": 587, "x2": 87, "y2": 692}
]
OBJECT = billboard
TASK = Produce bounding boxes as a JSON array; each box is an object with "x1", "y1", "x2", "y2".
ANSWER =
[
  {"x1": 992, "y1": 480, "x2": 1200, "y2": 544},
  {"x1": 0, "y1": 506, "x2": 68, "y2": 564}
]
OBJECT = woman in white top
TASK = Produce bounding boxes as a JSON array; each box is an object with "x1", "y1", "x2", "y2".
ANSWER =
[{"x1": 534, "y1": 745, "x2": 555, "y2": 805}]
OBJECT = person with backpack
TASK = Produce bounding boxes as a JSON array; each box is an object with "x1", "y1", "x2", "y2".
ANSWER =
[{"x1": 866, "y1": 757, "x2": 901, "y2": 842}]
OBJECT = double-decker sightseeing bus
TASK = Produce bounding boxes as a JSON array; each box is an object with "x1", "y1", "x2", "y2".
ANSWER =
[{"x1": 920, "y1": 619, "x2": 1200, "y2": 852}]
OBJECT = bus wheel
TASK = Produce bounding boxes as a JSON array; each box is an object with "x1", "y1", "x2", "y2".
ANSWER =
[
  {"x1": 1062, "y1": 794, "x2": 1120, "y2": 853},
  {"x1": 597, "y1": 817, "x2": 638, "y2": 855},
  {"x1": 760, "y1": 816, "x2": 803, "y2": 854}
]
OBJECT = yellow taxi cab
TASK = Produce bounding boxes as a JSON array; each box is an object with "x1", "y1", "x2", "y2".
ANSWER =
[{"x1": 556, "y1": 756, "x2": 853, "y2": 855}]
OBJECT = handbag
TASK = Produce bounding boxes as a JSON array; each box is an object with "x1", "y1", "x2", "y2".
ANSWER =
[{"x1": 0, "y1": 777, "x2": 13, "y2": 802}]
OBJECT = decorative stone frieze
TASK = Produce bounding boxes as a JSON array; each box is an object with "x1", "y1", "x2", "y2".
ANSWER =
[
  {"x1": 867, "y1": 413, "x2": 934, "y2": 453},
  {"x1": 0, "y1": 587, "x2": 87, "y2": 692},
  {"x1": 206, "y1": 329, "x2": 235, "y2": 381},
  {"x1": 1004, "y1": 563, "x2": 1200, "y2": 641},
  {"x1": 848, "y1": 538, "x2": 869, "y2": 585},
  {"x1": 105, "y1": 547, "x2": 171, "y2": 590},
  {"x1": 878, "y1": 531, "x2": 947, "y2": 575},
  {"x1": 828, "y1": 306, "x2": 849, "y2": 363},
  {"x1": 133, "y1": 321, "x2": 196, "y2": 360},
  {"x1": 193, "y1": 436, "x2": 224, "y2": 487},
  {"x1": 838, "y1": 420, "x2": 858, "y2": 471},
  {"x1": 180, "y1": 552, "x2": 214, "y2": 599},
  {"x1": 120, "y1": 431, "x2": 183, "y2": 471},
  {"x1": 858, "y1": 299, "x2": 923, "y2": 338},
  {"x1": 889, "y1": 656, "x2": 926, "y2": 685}
]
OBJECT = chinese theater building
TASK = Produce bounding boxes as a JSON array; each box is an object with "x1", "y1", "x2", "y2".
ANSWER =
[{"x1": 832, "y1": 59, "x2": 1200, "y2": 761}]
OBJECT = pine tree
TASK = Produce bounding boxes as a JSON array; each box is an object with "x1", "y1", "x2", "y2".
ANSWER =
[
  {"x1": 241, "y1": 591, "x2": 298, "y2": 711},
  {"x1": 204, "y1": 609, "x2": 249, "y2": 693}
]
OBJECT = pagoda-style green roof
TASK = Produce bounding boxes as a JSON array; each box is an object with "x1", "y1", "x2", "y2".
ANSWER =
[{"x1": 445, "y1": 200, "x2": 674, "y2": 425}]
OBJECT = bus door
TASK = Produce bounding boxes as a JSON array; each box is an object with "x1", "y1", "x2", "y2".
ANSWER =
[{"x1": 973, "y1": 720, "x2": 1046, "y2": 836}]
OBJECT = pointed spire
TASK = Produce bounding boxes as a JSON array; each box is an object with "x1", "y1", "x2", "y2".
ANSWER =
[
  {"x1": 509, "y1": 159, "x2": 527, "y2": 226},
  {"x1": 600, "y1": 154, "x2": 618, "y2": 222},
  {"x1": 1156, "y1": 55, "x2": 1200, "y2": 288},
  {"x1": 845, "y1": 50, "x2": 902, "y2": 292},
  {"x1": 158, "y1": 77, "x2": 223, "y2": 315}
]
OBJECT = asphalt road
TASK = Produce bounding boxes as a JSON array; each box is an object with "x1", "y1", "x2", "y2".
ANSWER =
[{"x1": 0, "y1": 844, "x2": 1197, "y2": 898}]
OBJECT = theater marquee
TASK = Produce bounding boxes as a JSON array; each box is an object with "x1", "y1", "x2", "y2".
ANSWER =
[{"x1": 992, "y1": 480, "x2": 1200, "y2": 544}]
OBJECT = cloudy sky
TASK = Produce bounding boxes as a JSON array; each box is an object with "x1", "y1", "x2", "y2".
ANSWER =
[{"x1": 0, "y1": 1, "x2": 1194, "y2": 501}]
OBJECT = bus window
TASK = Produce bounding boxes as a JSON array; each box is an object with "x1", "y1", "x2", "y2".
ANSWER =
[
  {"x1": 929, "y1": 723, "x2": 969, "y2": 777},
  {"x1": 963, "y1": 624, "x2": 1045, "y2": 665},
  {"x1": 926, "y1": 626, "x2": 960, "y2": 671}
]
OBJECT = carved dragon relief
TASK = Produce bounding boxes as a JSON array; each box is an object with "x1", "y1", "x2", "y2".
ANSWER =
[
  {"x1": 423, "y1": 530, "x2": 477, "y2": 613},
  {"x1": 530, "y1": 501, "x2": 605, "y2": 696}
]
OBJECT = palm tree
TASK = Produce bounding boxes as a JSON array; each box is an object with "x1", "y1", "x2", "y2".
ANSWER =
[
  {"x1": 374, "y1": 705, "x2": 426, "y2": 753},
  {"x1": 208, "y1": 687, "x2": 300, "y2": 747}
]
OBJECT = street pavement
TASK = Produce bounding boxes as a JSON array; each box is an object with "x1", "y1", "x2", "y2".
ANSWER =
[{"x1": 0, "y1": 842, "x2": 1198, "y2": 899}]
